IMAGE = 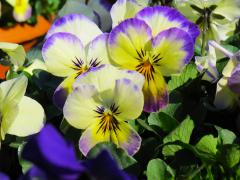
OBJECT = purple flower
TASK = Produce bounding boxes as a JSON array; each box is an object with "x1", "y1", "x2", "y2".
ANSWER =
[
  {"x1": 21, "y1": 124, "x2": 133, "y2": 180},
  {"x1": 21, "y1": 124, "x2": 84, "y2": 180},
  {"x1": 0, "y1": 173, "x2": 9, "y2": 180}
]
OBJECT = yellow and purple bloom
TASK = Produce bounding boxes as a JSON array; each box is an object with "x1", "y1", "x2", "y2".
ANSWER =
[
  {"x1": 108, "y1": 6, "x2": 199, "y2": 112},
  {"x1": 63, "y1": 65, "x2": 144, "y2": 156},
  {"x1": 6, "y1": 0, "x2": 32, "y2": 22},
  {"x1": 42, "y1": 13, "x2": 110, "y2": 109}
]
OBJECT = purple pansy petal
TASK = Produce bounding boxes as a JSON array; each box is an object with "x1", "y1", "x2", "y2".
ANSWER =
[
  {"x1": 83, "y1": 150, "x2": 134, "y2": 180},
  {"x1": 0, "y1": 173, "x2": 9, "y2": 180},
  {"x1": 20, "y1": 166, "x2": 48, "y2": 180},
  {"x1": 46, "y1": 13, "x2": 102, "y2": 46},
  {"x1": 53, "y1": 74, "x2": 76, "y2": 109},
  {"x1": 135, "y1": 6, "x2": 200, "y2": 41},
  {"x1": 228, "y1": 64, "x2": 240, "y2": 93},
  {"x1": 21, "y1": 124, "x2": 84, "y2": 180},
  {"x1": 87, "y1": 33, "x2": 110, "y2": 65},
  {"x1": 53, "y1": 84, "x2": 68, "y2": 110}
]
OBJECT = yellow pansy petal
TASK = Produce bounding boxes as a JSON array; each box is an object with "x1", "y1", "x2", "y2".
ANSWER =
[
  {"x1": 86, "y1": 33, "x2": 110, "y2": 66},
  {"x1": 2, "y1": 96, "x2": 45, "y2": 137},
  {"x1": 114, "y1": 121, "x2": 141, "y2": 156},
  {"x1": 74, "y1": 65, "x2": 144, "y2": 97},
  {"x1": 209, "y1": 21, "x2": 237, "y2": 42},
  {"x1": 173, "y1": 0, "x2": 200, "y2": 23},
  {"x1": 53, "y1": 74, "x2": 76, "y2": 109},
  {"x1": 46, "y1": 14, "x2": 102, "y2": 46},
  {"x1": 110, "y1": 0, "x2": 144, "y2": 27},
  {"x1": 79, "y1": 122, "x2": 111, "y2": 156},
  {"x1": 214, "y1": 77, "x2": 237, "y2": 109},
  {"x1": 113, "y1": 78, "x2": 144, "y2": 121},
  {"x1": 13, "y1": 2, "x2": 32, "y2": 22},
  {"x1": 214, "y1": 0, "x2": 240, "y2": 21},
  {"x1": 0, "y1": 42, "x2": 26, "y2": 67},
  {"x1": 151, "y1": 28, "x2": 194, "y2": 76},
  {"x1": 42, "y1": 32, "x2": 86, "y2": 77},
  {"x1": 63, "y1": 84, "x2": 100, "y2": 129},
  {"x1": 108, "y1": 18, "x2": 152, "y2": 69},
  {"x1": 142, "y1": 69, "x2": 168, "y2": 112},
  {"x1": 79, "y1": 121, "x2": 141, "y2": 156},
  {"x1": 222, "y1": 59, "x2": 238, "y2": 78},
  {"x1": 0, "y1": 76, "x2": 27, "y2": 111}
]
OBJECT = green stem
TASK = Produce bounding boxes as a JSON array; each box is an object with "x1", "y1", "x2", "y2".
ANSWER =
[
  {"x1": 188, "y1": 163, "x2": 206, "y2": 180},
  {"x1": 201, "y1": 10, "x2": 208, "y2": 56}
]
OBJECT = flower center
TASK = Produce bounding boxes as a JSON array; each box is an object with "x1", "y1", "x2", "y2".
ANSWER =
[
  {"x1": 72, "y1": 57, "x2": 101, "y2": 77},
  {"x1": 135, "y1": 49, "x2": 162, "y2": 82},
  {"x1": 94, "y1": 103, "x2": 121, "y2": 134}
]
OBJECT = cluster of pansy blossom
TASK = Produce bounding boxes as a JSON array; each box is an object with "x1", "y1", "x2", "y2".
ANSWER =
[
  {"x1": 42, "y1": 0, "x2": 199, "y2": 156},
  {"x1": 195, "y1": 40, "x2": 240, "y2": 110},
  {"x1": 174, "y1": 0, "x2": 240, "y2": 49}
]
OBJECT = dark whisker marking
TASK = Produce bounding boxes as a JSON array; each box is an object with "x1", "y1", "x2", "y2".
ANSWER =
[
  {"x1": 94, "y1": 106, "x2": 105, "y2": 115},
  {"x1": 141, "y1": 48, "x2": 145, "y2": 57},
  {"x1": 136, "y1": 50, "x2": 142, "y2": 59},
  {"x1": 136, "y1": 62, "x2": 155, "y2": 82},
  {"x1": 72, "y1": 56, "x2": 84, "y2": 68},
  {"x1": 89, "y1": 58, "x2": 101, "y2": 67}
]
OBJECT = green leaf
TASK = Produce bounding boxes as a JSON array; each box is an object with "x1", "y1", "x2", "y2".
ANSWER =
[
  {"x1": 221, "y1": 44, "x2": 239, "y2": 53},
  {"x1": 215, "y1": 126, "x2": 236, "y2": 145},
  {"x1": 161, "y1": 103, "x2": 182, "y2": 118},
  {"x1": 136, "y1": 119, "x2": 160, "y2": 137},
  {"x1": 18, "y1": 143, "x2": 33, "y2": 173},
  {"x1": 148, "y1": 112, "x2": 179, "y2": 132},
  {"x1": 146, "y1": 159, "x2": 175, "y2": 180},
  {"x1": 217, "y1": 144, "x2": 240, "y2": 169},
  {"x1": 195, "y1": 135, "x2": 218, "y2": 161},
  {"x1": 87, "y1": 142, "x2": 137, "y2": 169},
  {"x1": 168, "y1": 63, "x2": 198, "y2": 91},
  {"x1": 162, "y1": 116, "x2": 194, "y2": 156}
]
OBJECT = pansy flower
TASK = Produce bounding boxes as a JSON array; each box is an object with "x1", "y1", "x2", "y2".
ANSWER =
[
  {"x1": 174, "y1": 0, "x2": 240, "y2": 42},
  {"x1": 195, "y1": 42, "x2": 219, "y2": 82},
  {"x1": 42, "y1": 13, "x2": 110, "y2": 109},
  {"x1": 6, "y1": 0, "x2": 32, "y2": 22},
  {"x1": 110, "y1": 0, "x2": 149, "y2": 27},
  {"x1": 108, "y1": 6, "x2": 199, "y2": 112},
  {"x1": 21, "y1": 124, "x2": 133, "y2": 180},
  {"x1": 214, "y1": 52, "x2": 240, "y2": 109},
  {"x1": 207, "y1": 41, "x2": 240, "y2": 109},
  {"x1": 0, "y1": 76, "x2": 45, "y2": 147},
  {"x1": 63, "y1": 65, "x2": 144, "y2": 156}
]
